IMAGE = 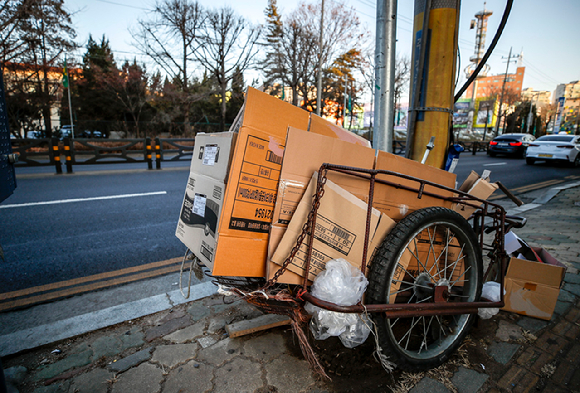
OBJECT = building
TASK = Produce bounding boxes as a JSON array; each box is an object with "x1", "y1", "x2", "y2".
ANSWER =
[
  {"x1": 552, "y1": 81, "x2": 580, "y2": 133},
  {"x1": 463, "y1": 66, "x2": 526, "y2": 100},
  {"x1": 521, "y1": 88, "x2": 551, "y2": 107}
]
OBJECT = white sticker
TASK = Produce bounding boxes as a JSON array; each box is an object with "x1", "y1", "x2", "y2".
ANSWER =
[
  {"x1": 202, "y1": 145, "x2": 218, "y2": 166},
  {"x1": 192, "y1": 194, "x2": 206, "y2": 217}
]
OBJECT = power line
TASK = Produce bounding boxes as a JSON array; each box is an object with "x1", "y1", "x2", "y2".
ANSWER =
[{"x1": 93, "y1": 0, "x2": 150, "y2": 11}]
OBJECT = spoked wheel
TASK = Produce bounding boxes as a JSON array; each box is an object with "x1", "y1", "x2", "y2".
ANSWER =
[{"x1": 367, "y1": 207, "x2": 482, "y2": 371}]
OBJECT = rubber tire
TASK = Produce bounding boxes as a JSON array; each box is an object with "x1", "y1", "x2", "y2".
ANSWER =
[
  {"x1": 367, "y1": 207, "x2": 482, "y2": 371},
  {"x1": 526, "y1": 157, "x2": 535, "y2": 165},
  {"x1": 571, "y1": 154, "x2": 580, "y2": 168},
  {"x1": 487, "y1": 151, "x2": 496, "y2": 157}
]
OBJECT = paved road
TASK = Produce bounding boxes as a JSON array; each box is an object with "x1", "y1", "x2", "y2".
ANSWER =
[{"x1": 0, "y1": 153, "x2": 578, "y2": 301}]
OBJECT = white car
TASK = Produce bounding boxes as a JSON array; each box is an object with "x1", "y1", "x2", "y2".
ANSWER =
[{"x1": 525, "y1": 134, "x2": 580, "y2": 167}]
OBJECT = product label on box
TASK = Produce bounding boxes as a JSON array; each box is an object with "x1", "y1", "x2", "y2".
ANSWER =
[
  {"x1": 179, "y1": 191, "x2": 220, "y2": 238},
  {"x1": 276, "y1": 182, "x2": 305, "y2": 225},
  {"x1": 314, "y1": 215, "x2": 355, "y2": 256},
  {"x1": 202, "y1": 144, "x2": 219, "y2": 166},
  {"x1": 193, "y1": 194, "x2": 207, "y2": 217},
  {"x1": 289, "y1": 243, "x2": 331, "y2": 278},
  {"x1": 228, "y1": 135, "x2": 284, "y2": 233},
  {"x1": 200, "y1": 240, "x2": 215, "y2": 262}
]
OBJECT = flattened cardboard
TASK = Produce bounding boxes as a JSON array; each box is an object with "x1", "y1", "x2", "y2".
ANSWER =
[
  {"x1": 271, "y1": 175, "x2": 395, "y2": 281},
  {"x1": 453, "y1": 171, "x2": 498, "y2": 219},
  {"x1": 503, "y1": 257, "x2": 566, "y2": 320},
  {"x1": 190, "y1": 132, "x2": 238, "y2": 183},
  {"x1": 373, "y1": 151, "x2": 456, "y2": 221},
  {"x1": 308, "y1": 114, "x2": 371, "y2": 147},
  {"x1": 271, "y1": 127, "x2": 376, "y2": 227},
  {"x1": 175, "y1": 173, "x2": 225, "y2": 269}
]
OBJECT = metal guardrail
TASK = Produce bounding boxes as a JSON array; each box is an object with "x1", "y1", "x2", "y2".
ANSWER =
[
  {"x1": 11, "y1": 138, "x2": 63, "y2": 173},
  {"x1": 154, "y1": 138, "x2": 195, "y2": 169},
  {"x1": 62, "y1": 138, "x2": 153, "y2": 173},
  {"x1": 460, "y1": 141, "x2": 488, "y2": 155}
]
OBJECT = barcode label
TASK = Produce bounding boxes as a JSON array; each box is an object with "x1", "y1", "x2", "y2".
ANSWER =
[
  {"x1": 192, "y1": 194, "x2": 206, "y2": 217},
  {"x1": 202, "y1": 145, "x2": 219, "y2": 165},
  {"x1": 265, "y1": 150, "x2": 282, "y2": 165}
]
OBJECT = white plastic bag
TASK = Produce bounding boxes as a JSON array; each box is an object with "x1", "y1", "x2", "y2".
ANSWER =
[
  {"x1": 478, "y1": 281, "x2": 504, "y2": 319},
  {"x1": 304, "y1": 259, "x2": 371, "y2": 348}
]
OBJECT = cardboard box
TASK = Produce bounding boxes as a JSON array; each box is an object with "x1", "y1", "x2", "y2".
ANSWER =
[
  {"x1": 453, "y1": 171, "x2": 498, "y2": 219},
  {"x1": 308, "y1": 114, "x2": 371, "y2": 148},
  {"x1": 503, "y1": 257, "x2": 566, "y2": 320},
  {"x1": 190, "y1": 132, "x2": 237, "y2": 183},
  {"x1": 271, "y1": 175, "x2": 395, "y2": 281},
  {"x1": 211, "y1": 87, "x2": 376, "y2": 278},
  {"x1": 267, "y1": 128, "x2": 376, "y2": 284},
  {"x1": 372, "y1": 151, "x2": 457, "y2": 221},
  {"x1": 175, "y1": 173, "x2": 225, "y2": 269}
]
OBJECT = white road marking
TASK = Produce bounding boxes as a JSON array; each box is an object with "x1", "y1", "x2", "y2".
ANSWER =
[
  {"x1": 483, "y1": 162, "x2": 507, "y2": 166},
  {"x1": 0, "y1": 191, "x2": 167, "y2": 209}
]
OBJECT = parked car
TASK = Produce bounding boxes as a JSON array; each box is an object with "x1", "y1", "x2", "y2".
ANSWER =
[
  {"x1": 81, "y1": 130, "x2": 104, "y2": 138},
  {"x1": 525, "y1": 134, "x2": 580, "y2": 167},
  {"x1": 487, "y1": 133, "x2": 536, "y2": 158},
  {"x1": 59, "y1": 125, "x2": 73, "y2": 139},
  {"x1": 26, "y1": 131, "x2": 42, "y2": 139}
]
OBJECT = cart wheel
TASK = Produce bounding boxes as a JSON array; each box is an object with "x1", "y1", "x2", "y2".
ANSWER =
[{"x1": 367, "y1": 207, "x2": 482, "y2": 371}]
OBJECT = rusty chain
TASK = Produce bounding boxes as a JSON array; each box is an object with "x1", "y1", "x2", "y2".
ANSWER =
[{"x1": 263, "y1": 169, "x2": 329, "y2": 290}]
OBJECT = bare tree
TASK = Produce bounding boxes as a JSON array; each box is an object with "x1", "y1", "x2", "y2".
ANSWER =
[
  {"x1": 0, "y1": 0, "x2": 34, "y2": 69},
  {"x1": 132, "y1": 0, "x2": 205, "y2": 132},
  {"x1": 196, "y1": 6, "x2": 260, "y2": 131}
]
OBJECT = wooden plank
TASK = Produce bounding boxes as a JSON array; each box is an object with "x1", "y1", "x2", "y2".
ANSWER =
[{"x1": 226, "y1": 314, "x2": 291, "y2": 338}]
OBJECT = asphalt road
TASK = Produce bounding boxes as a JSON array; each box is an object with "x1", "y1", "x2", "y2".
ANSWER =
[{"x1": 0, "y1": 153, "x2": 578, "y2": 297}]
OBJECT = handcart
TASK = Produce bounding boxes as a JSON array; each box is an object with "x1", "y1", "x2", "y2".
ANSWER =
[{"x1": 211, "y1": 163, "x2": 524, "y2": 374}]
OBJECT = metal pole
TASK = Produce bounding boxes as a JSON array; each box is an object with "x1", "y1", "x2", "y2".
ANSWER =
[
  {"x1": 495, "y1": 47, "x2": 512, "y2": 135},
  {"x1": 66, "y1": 55, "x2": 74, "y2": 139},
  {"x1": 373, "y1": 0, "x2": 397, "y2": 152},
  {"x1": 343, "y1": 76, "x2": 347, "y2": 127},
  {"x1": 316, "y1": 0, "x2": 325, "y2": 116},
  {"x1": 526, "y1": 93, "x2": 536, "y2": 134}
]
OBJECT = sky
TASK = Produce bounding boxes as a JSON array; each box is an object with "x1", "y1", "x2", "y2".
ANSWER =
[{"x1": 68, "y1": 0, "x2": 580, "y2": 103}]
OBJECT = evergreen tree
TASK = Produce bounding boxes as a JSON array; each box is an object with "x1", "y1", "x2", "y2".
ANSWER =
[{"x1": 262, "y1": 0, "x2": 283, "y2": 90}]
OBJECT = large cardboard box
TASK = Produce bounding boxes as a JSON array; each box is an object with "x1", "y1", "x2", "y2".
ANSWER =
[
  {"x1": 271, "y1": 175, "x2": 395, "y2": 281},
  {"x1": 190, "y1": 132, "x2": 237, "y2": 183},
  {"x1": 175, "y1": 173, "x2": 225, "y2": 269},
  {"x1": 267, "y1": 128, "x2": 376, "y2": 283},
  {"x1": 211, "y1": 87, "x2": 376, "y2": 278},
  {"x1": 176, "y1": 132, "x2": 237, "y2": 267},
  {"x1": 453, "y1": 171, "x2": 498, "y2": 219},
  {"x1": 372, "y1": 151, "x2": 457, "y2": 221},
  {"x1": 503, "y1": 257, "x2": 566, "y2": 320}
]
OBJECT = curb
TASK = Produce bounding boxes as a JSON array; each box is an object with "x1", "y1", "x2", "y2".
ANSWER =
[
  {"x1": 0, "y1": 281, "x2": 217, "y2": 357},
  {"x1": 505, "y1": 180, "x2": 580, "y2": 216}
]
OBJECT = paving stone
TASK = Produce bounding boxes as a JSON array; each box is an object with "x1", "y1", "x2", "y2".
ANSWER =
[
  {"x1": 31, "y1": 380, "x2": 71, "y2": 393},
  {"x1": 4, "y1": 365, "x2": 27, "y2": 385},
  {"x1": 552, "y1": 319, "x2": 580, "y2": 339},
  {"x1": 208, "y1": 317, "x2": 227, "y2": 334},
  {"x1": 563, "y1": 282, "x2": 580, "y2": 297},
  {"x1": 496, "y1": 365, "x2": 528, "y2": 391},
  {"x1": 516, "y1": 316, "x2": 549, "y2": 333},
  {"x1": 107, "y1": 347, "x2": 153, "y2": 373},
  {"x1": 557, "y1": 289, "x2": 576, "y2": 303},
  {"x1": 553, "y1": 300, "x2": 572, "y2": 316},
  {"x1": 198, "y1": 336, "x2": 219, "y2": 349},
  {"x1": 451, "y1": 367, "x2": 488, "y2": 393},
  {"x1": 564, "y1": 306, "x2": 580, "y2": 323},
  {"x1": 487, "y1": 342, "x2": 520, "y2": 364},
  {"x1": 265, "y1": 354, "x2": 315, "y2": 393},
  {"x1": 91, "y1": 335, "x2": 121, "y2": 360},
  {"x1": 118, "y1": 327, "x2": 145, "y2": 350},
  {"x1": 496, "y1": 320, "x2": 524, "y2": 342},
  {"x1": 211, "y1": 303, "x2": 234, "y2": 315},
  {"x1": 197, "y1": 337, "x2": 244, "y2": 366},
  {"x1": 213, "y1": 357, "x2": 263, "y2": 393},
  {"x1": 244, "y1": 333, "x2": 288, "y2": 362},
  {"x1": 187, "y1": 302, "x2": 211, "y2": 321},
  {"x1": 111, "y1": 362, "x2": 163, "y2": 393},
  {"x1": 565, "y1": 273, "x2": 580, "y2": 284},
  {"x1": 151, "y1": 343, "x2": 198, "y2": 368},
  {"x1": 164, "y1": 321, "x2": 206, "y2": 343},
  {"x1": 34, "y1": 350, "x2": 93, "y2": 381},
  {"x1": 69, "y1": 368, "x2": 113, "y2": 393},
  {"x1": 409, "y1": 377, "x2": 450, "y2": 393},
  {"x1": 145, "y1": 315, "x2": 192, "y2": 342},
  {"x1": 163, "y1": 361, "x2": 213, "y2": 393},
  {"x1": 535, "y1": 331, "x2": 568, "y2": 356}
]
